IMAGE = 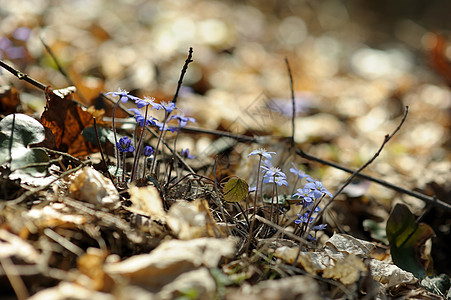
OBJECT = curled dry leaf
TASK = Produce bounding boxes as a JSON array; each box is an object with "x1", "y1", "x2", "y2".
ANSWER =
[
  {"x1": 322, "y1": 254, "x2": 367, "y2": 285},
  {"x1": 69, "y1": 166, "x2": 120, "y2": 210},
  {"x1": 167, "y1": 199, "x2": 222, "y2": 239},
  {"x1": 274, "y1": 233, "x2": 417, "y2": 287},
  {"x1": 104, "y1": 238, "x2": 235, "y2": 291},
  {"x1": 127, "y1": 185, "x2": 166, "y2": 221}
]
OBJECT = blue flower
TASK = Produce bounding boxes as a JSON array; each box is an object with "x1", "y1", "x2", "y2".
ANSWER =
[
  {"x1": 305, "y1": 178, "x2": 333, "y2": 197},
  {"x1": 293, "y1": 187, "x2": 314, "y2": 204},
  {"x1": 312, "y1": 224, "x2": 327, "y2": 231},
  {"x1": 264, "y1": 175, "x2": 288, "y2": 186},
  {"x1": 129, "y1": 108, "x2": 159, "y2": 127},
  {"x1": 261, "y1": 161, "x2": 286, "y2": 179},
  {"x1": 168, "y1": 114, "x2": 196, "y2": 128},
  {"x1": 155, "y1": 121, "x2": 179, "y2": 132},
  {"x1": 289, "y1": 163, "x2": 311, "y2": 181},
  {"x1": 117, "y1": 136, "x2": 134, "y2": 153},
  {"x1": 248, "y1": 148, "x2": 276, "y2": 160},
  {"x1": 155, "y1": 101, "x2": 177, "y2": 113},
  {"x1": 106, "y1": 89, "x2": 132, "y2": 103},
  {"x1": 143, "y1": 145, "x2": 154, "y2": 156},
  {"x1": 135, "y1": 96, "x2": 160, "y2": 109},
  {"x1": 181, "y1": 148, "x2": 195, "y2": 159},
  {"x1": 295, "y1": 213, "x2": 314, "y2": 224}
]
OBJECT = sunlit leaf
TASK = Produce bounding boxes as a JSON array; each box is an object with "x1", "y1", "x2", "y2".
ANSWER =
[
  {"x1": 223, "y1": 178, "x2": 248, "y2": 202},
  {"x1": 386, "y1": 204, "x2": 434, "y2": 279},
  {"x1": 0, "y1": 114, "x2": 49, "y2": 176},
  {"x1": 40, "y1": 87, "x2": 97, "y2": 157},
  {"x1": 0, "y1": 113, "x2": 45, "y2": 146}
]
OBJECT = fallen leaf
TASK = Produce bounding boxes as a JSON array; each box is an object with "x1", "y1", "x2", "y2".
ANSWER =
[
  {"x1": 223, "y1": 177, "x2": 249, "y2": 202},
  {"x1": 69, "y1": 166, "x2": 120, "y2": 210},
  {"x1": 127, "y1": 184, "x2": 166, "y2": 221},
  {"x1": 167, "y1": 199, "x2": 221, "y2": 239},
  {"x1": 40, "y1": 86, "x2": 97, "y2": 157},
  {"x1": 322, "y1": 254, "x2": 366, "y2": 285},
  {"x1": 77, "y1": 248, "x2": 115, "y2": 292},
  {"x1": 0, "y1": 86, "x2": 20, "y2": 114},
  {"x1": 104, "y1": 238, "x2": 235, "y2": 291}
]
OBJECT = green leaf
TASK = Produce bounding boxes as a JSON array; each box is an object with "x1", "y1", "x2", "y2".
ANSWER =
[
  {"x1": 0, "y1": 114, "x2": 49, "y2": 176},
  {"x1": 386, "y1": 204, "x2": 434, "y2": 279},
  {"x1": 0, "y1": 113, "x2": 45, "y2": 146},
  {"x1": 82, "y1": 126, "x2": 116, "y2": 145},
  {"x1": 223, "y1": 178, "x2": 248, "y2": 202}
]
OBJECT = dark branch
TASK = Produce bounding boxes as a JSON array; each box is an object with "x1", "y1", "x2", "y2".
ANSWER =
[
  {"x1": 285, "y1": 58, "x2": 296, "y2": 147},
  {"x1": 0, "y1": 60, "x2": 47, "y2": 91},
  {"x1": 172, "y1": 47, "x2": 193, "y2": 105}
]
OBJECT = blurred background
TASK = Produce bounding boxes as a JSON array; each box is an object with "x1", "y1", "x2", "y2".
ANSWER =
[{"x1": 1, "y1": 0, "x2": 451, "y2": 274}]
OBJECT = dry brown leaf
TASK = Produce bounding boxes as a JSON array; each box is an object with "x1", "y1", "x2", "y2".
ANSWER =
[
  {"x1": 40, "y1": 86, "x2": 97, "y2": 157},
  {"x1": 127, "y1": 185, "x2": 166, "y2": 221},
  {"x1": 69, "y1": 166, "x2": 120, "y2": 210},
  {"x1": 273, "y1": 246, "x2": 332, "y2": 275},
  {"x1": 275, "y1": 234, "x2": 417, "y2": 288},
  {"x1": 325, "y1": 233, "x2": 376, "y2": 258},
  {"x1": 0, "y1": 86, "x2": 20, "y2": 114},
  {"x1": 77, "y1": 248, "x2": 115, "y2": 292},
  {"x1": 322, "y1": 254, "x2": 367, "y2": 285},
  {"x1": 167, "y1": 199, "x2": 220, "y2": 239},
  {"x1": 104, "y1": 238, "x2": 235, "y2": 291}
]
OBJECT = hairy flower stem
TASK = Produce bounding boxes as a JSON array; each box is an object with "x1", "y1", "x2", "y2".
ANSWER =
[
  {"x1": 275, "y1": 182, "x2": 280, "y2": 225},
  {"x1": 130, "y1": 105, "x2": 149, "y2": 181},
  {"x1": 246, "y1": 156, "x2": 263, "y2": 252},
  {"x1": 121, "y1": 152, "x2": 126, "y2": 183},
  {"x1": 150, "y1": 110, "x2": 169, "y2": 175},
  {"x1": 112, "y1": 100, "x2": 121, "y2": 179}
]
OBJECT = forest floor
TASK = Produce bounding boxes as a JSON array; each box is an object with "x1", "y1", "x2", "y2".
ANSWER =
[{"x1": 1, "y1": 0, "x2": 451, "y2": 299}]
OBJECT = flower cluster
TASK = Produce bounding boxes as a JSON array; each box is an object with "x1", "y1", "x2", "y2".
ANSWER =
[
  {"x1": 248, "y1": 148, "x2": 331, "y2": 235},
  {"x1": 107, "y1": 89, "x2": 196, "y2": 133},
  {"x1": 106, "y1": 89, "x2": 197, "y2": 183},
  {"x1": 261, "y1": 159, "x2": 288, "y2": 187}
]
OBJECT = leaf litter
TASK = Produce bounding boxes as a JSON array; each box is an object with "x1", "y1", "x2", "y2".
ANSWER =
[{"x1": 1, "y1": 1, "x2": 451, "y2": 299}]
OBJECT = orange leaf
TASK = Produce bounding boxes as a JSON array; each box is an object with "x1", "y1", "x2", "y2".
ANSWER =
[{"x1": 40, "y1": 86, "x2": 97, "y2": 157}]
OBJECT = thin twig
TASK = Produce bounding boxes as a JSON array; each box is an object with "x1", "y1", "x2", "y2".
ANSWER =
[
  {"x1": 0, "y1": 60, "x2": 47, "y2": 91},
  {"x1": 213, "y1": 156, "x2": 232, "y2": 236},
  {"x1": 285, "y1": 58, "x2": 296, "y2": 147},
  {"x1": 93, "y1": 117, "x2": 116, "y2": 188},
  {"x1": 172, "y1": 47, "x2": 193, "y2": 105},
  {"x1": 43, "y1": 228, "x2": 84, "y2": 256},
  {"x1": 307, "y1": 106, "x2": 410, "y2": 236},
  {"x1": 7, "y1": 114, "x2": 15, "y2": 169}
]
